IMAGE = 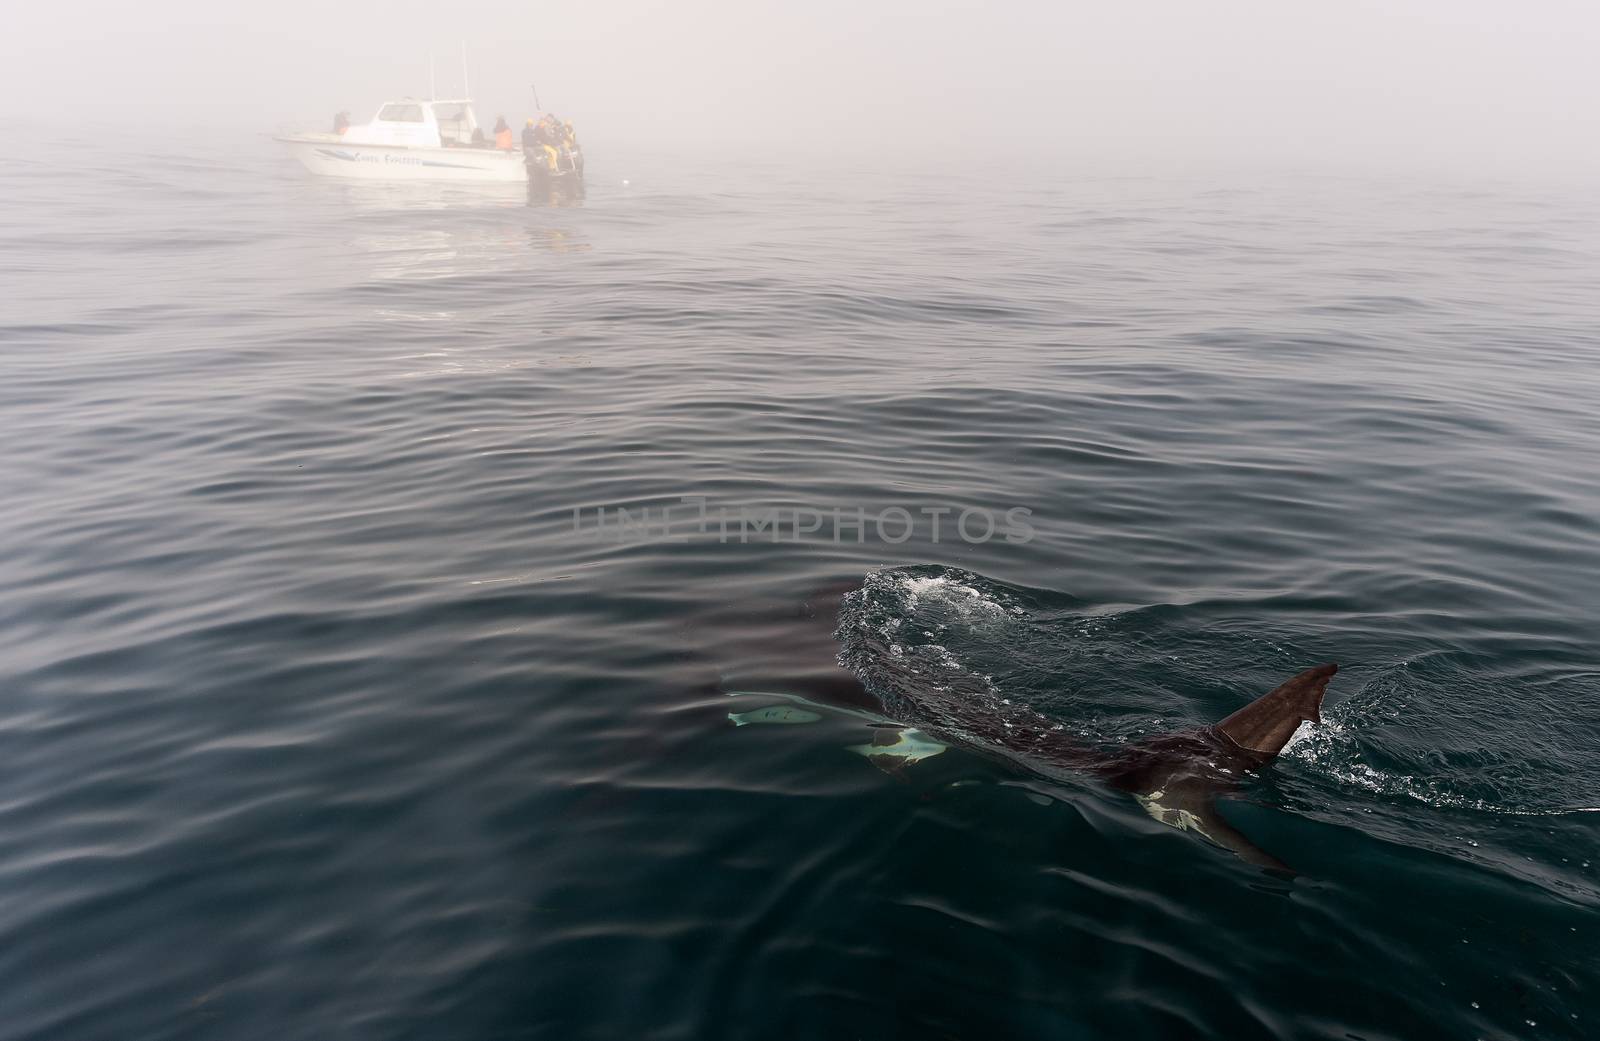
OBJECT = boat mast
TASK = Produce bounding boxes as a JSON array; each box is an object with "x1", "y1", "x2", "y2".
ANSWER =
[
  {"x1": 461, "y1": 43, "x2": 470, "y2": 98},
  {"x1": 429, "y1": 53, "x2": 437, "y2": 100}
]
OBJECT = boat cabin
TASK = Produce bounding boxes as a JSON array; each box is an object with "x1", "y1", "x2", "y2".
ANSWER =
[{"x1": 344, "y1": 99, "x2": 486, "y2": 148}]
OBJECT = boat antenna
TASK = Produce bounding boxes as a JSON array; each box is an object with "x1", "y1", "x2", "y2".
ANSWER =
[
  {"x1": 429, "y1": 53, "x2": 437, "y2": 100},
  {"x1": 461, "y1": 43, "x2": 470, "y2": 98},
  {"x1": 530, "y1": 83, "x2": 542, "y2": 110}
]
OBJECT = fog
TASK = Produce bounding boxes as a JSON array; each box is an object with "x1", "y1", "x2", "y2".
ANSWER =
[{"x1": 4, "y1": 0, "x2": 1597, "y2": 175}]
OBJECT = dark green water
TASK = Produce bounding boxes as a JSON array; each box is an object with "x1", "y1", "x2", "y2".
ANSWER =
[{"x1": 1, "y1": 136, "x2": 1597, "y2": 1040}]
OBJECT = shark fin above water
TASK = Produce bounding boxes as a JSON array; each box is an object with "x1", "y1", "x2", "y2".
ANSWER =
[
  {"x1": 1102, "y1": 662, "x2": 1340, "y2": 873},
  {"x1": 1212, "y1": 662, "x2": 1338, "y2": 756}
]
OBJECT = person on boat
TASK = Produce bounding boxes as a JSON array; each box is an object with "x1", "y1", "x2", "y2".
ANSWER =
[
  {"x1": 562, "y1": 120, "x2": 583, "y2": 179},
  {"x1": 493, "y1": 116, "x2": 513, "y2": 151},
  {"x1": 521, "y1": 117, "x2": 539, "y2": 155},
  {"x1": 531, "y1": 114, "x2": 563, "y2": 171},
  {"x1": 333, "y1": 111, "x2": 350, "y2": 135}
]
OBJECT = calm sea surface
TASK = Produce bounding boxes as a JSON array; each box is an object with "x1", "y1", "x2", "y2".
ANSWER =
[{"x1": 2, "y1": 133, "x2": 1599, "y2": 1040}]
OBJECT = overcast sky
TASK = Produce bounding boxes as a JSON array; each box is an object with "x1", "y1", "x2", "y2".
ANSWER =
[{"x1": 3, "y1": 0, "x2": 1596, "y2": 173}]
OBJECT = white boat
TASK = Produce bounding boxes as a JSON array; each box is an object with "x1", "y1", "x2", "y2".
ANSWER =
[{"x1": 276, "y1": 98, "x2": 526, "y2": 182}]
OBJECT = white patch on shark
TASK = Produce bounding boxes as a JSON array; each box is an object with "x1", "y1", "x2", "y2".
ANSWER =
[
  {"x1": 723, "y1": 688, "x2": 947, "y2": 767},
  {"x1": 728, "y1": 707, "x2": 822, "y2": 727},
  {"x1": 1136, "y1": 789, "x2": 1202, "y2": 831},
  {"x1": 846, "y1": 728, "x2": 948, "y2": 764}
]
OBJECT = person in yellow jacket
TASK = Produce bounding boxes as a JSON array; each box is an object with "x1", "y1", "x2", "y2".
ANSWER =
[{"x1": 532, "y1": 113, "x2": 562, "y2": 171}]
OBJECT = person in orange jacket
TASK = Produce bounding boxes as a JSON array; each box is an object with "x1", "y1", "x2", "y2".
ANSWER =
[{"x1": 493, "y1": 115, "x2": 513, "y2": 151}]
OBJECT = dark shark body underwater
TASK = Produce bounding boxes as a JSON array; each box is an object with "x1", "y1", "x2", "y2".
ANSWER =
[{"x1": 715, "y1": 577, "x2": 1339, "y2": 873}]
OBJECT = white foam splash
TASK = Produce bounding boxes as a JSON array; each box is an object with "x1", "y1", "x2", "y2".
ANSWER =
[
  {"x1": 897, "y1": 573, "x2": 1012, "y2": 625},
  {"x1": 838, "y1": 569, "x2": 1013, "y2": 709},
  {"x1": 1285, "y1": 717, "x2": 1599, "y2": 818}
]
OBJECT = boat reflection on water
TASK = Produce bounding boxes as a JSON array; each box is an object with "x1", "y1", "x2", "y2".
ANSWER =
[
  {"x1": 527, "y1": 225, "x2": 591, "y2": 253},
  {"x1": 293, "y1": 182, "x2": 590, "y2": 276},
  {"x1": 526, "y1": 177, "x2": 585, "y2": 209},
  {"x1": 316, "y1": 177, "x2": 526, "y2": 214}
]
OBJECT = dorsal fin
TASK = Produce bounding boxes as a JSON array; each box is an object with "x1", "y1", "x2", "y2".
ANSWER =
[{"x1": 1214, "y1": 663, "x2": 1338, "y2": 757}]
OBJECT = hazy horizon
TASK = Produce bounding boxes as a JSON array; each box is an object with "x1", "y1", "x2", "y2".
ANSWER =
[{"x1": 3, "y1": 1, "x2": 1598, "y2": 177}]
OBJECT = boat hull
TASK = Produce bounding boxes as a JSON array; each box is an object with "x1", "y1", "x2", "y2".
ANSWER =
[{"x1": 276, "y1": 136, "x2": 526, "y2": 182}]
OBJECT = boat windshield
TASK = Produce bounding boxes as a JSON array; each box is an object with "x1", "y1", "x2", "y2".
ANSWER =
[
  {"x1": 377, "y1": 103, "x2": 425, "y2": 123},
  {"x1": 431, "y1": 102, "x2": 476, "y2": 144}
]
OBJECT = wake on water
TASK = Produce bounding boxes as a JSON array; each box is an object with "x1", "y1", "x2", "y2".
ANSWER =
[{"x1": 834, "y1": 565, "x2": 1600, "y2": 820}]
